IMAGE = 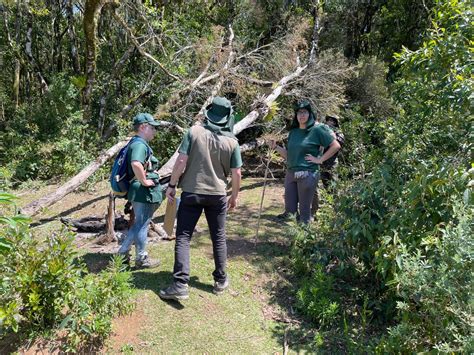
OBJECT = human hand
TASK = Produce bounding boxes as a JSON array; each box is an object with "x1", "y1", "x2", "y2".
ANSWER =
[
  {"x1": 305, "y1": 154, "x2": 322, "y2": 164},
  {"x1": 166, "y1": 186, "x2": 176, "y2": 202},
  {"x1": 227, "y1": 196, "x2": 238, "y2": 210},
  {"x1": 141, "y1": 179, "x2": 156, "y2": 187}
]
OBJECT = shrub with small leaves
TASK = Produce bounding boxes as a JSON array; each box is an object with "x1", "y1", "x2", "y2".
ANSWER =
[
  {"x1": 295, "y1": 265, "x2": 340, "y2": 327},
  {"x1": 0, "y1": 194, "x2": 134, "y2": 351}
]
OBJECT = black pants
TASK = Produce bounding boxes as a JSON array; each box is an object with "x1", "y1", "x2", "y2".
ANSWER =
[{"x1": 173, "y1": 192, "x2": 228, "y2": 285}]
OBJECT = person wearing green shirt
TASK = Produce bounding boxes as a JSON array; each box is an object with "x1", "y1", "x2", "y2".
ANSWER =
[
  {"x1": 270, "y1": 100, "x2": 340, "y2": 223},
  {"x1": 159, "y1": 97, "x2": 242, "y2": 301},
  {"x1": 118, "y1": 113, "x2": 162, "y2": 268}
]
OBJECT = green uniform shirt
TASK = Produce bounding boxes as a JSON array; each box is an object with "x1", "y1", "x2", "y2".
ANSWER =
[
  {"x1": 287, "y1": 124, "x2": 334, "y2": 172},
  {"x1": 178, "y1": 125, "x2": 242, "y2": 195},
  {"x1": 127, "y1": 136, "x2": 163, "y2": 204}
]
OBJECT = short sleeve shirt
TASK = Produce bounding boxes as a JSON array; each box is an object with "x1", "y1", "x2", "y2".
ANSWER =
[
  {"x1": 127, "y1": 136, "x2": 163, "y2": 204},
  {"x1": 177, "y1": 126, "x2": 242, "y2": 195},
  {"x1": 287, "y1": 124, "x2": 334, "y2": 172}
]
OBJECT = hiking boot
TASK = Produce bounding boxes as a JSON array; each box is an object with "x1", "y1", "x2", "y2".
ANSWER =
[
  {"x1": 213, "y1": 277, "x2": 229, "y2": 295},
  {"x1": 275, "y1": 212, "x2": 290, "y2": 221},
  {"x1": 159, "y1": 282, "x2": 189, "y2": 301},
  {"x1": 135, "y1": 255, "x2": 160, "y2": 269}
]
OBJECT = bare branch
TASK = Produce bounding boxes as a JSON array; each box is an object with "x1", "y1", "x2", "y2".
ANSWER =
[
  {"x1": 240, "y1": 139, "x2": 265, "y2": 152},
  {"x1": 229, "y1": 70, "x2": 273, "y2": 87},
  {"x1": 237, "y1": 42, "x2": 274, "y2": 61},
  {"x1": 111, "y1": 10, "x2": 180, "y2": 82},
  {"x1": 22, "y1": 138, "x2": 131, "y2": 216},
  {"x1": 197, "y1": 25, "x2": 236, "y2": 116}
]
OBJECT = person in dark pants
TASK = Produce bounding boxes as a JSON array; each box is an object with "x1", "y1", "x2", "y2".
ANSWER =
[
  {"x1": 159, "y1": 97, "x2": 242, "y2": 301},
  {"x1": 270, "y1": 101, "x2": 340, "y2": 224}
]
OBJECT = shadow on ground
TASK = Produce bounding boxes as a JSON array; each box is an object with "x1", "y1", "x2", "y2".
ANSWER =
[
  {"x1": 30, "y1": 194, "x2": 109, "y2": 227},
  {"x1": 131, "y1": 271, "x2": 215, "y2": 310},
  {"x1": 81, "y1": 252, "x2": 114, "y2": 273},
  {"x1": 226, "y1": 199, "x2": 317, "y2": 353}
]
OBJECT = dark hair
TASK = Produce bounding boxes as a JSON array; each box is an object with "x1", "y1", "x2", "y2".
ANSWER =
[{"x1": 289, "y1": 100, "x2": 317, "y2": 130}]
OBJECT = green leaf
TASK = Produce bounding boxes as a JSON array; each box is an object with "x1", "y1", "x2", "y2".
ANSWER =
[
  {"x1": 59, "y1": 314, "x2": 73, "y2": 329},
  {"x1": 70, "y1": 76, "x2": 87, "y2": 89}
]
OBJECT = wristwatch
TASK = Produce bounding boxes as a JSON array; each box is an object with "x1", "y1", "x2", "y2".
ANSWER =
[{"x1": 168, "y1": 183, "x2": 176, "y2": 188}]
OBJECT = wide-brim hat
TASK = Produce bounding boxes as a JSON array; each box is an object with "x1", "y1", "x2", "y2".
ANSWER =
[
  {"x1": 204, "y1": 96, "x2": 232, "y2": 125},
  {"x1": 133, "y1": 113, "x2": 160, "y2": 126},
  {"x1": 325, "y1": 114, "x2": 340, "y2": 127}
]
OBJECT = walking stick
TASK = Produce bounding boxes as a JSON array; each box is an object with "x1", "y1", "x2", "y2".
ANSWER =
[
  {"x1": 254, "y1": 146, "x2": 273, "y2": 246},
  {"x1": 254, "y1": 127, "x2": 286, "y2": 246}
]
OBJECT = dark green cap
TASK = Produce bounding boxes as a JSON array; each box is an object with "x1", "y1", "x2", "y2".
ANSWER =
[{"x1": 133, "y1": 113, "x2": 160, "y2": 126}]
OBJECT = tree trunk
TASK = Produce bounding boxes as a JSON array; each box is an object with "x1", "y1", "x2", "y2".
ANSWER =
[
  {"x1": 21, "y1": 137, "x2": 130, "y2": 216},
  {"x1": 82, "y1": 0, "x2": 119, "y2": 122},
  {"x1": 66, "y1": 0, "x2": 80, "y2": 74},
  {"x1": 13, "y1": 1, "x2": 21, "y2": 108},
  {"x1": 98, "y1": 45, "x2": 135, "y2": 136},
  {"x1": 3, "y1": 2, "x2": 23, "y2": 107},
  {"x1": 13, "y1": 60, "x2": 21, "y2": 108},
  {"x1": 25, "y1": 11, "x2": 49, "y2": 93},
  {"x1": 96, "y1": 192, "x2": 117, "y2": 244},
  {"x1": 52, "y1": 0, "x2": 63, "y2": 73}
]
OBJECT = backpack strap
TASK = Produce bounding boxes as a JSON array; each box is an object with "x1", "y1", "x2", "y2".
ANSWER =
[{"x1": 131, "y1": 136, "x2": 153, "y2": 171}]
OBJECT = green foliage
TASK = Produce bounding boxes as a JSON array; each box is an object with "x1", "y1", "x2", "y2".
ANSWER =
[
  {"x1": 150, "y1": 127, "x2": 184, "y2": 167},
  {"x1": 0, "y1": 192, "x2": 28, "y2": 254},
  {"x1": 296, "y1": 265, "x2": 340, "y2": 327},
  {"x1": 0, "y1": 196, "x2": 133, "y2": 351},
  {"x1": 391, "y1": 0, "x2": 472, "y2": 161},
  {"x1": 320, "y1": 0, "x2": 435, "y2": 62},
  {"x1": 341, "y1": 164, "x2": 468, "y2": 281},
  {"x1": 286, "y1": 1, "x2": 472, "y2": 352},
  {"x1": 378, "y1": 202, "x2": 473, "y2": 352},
  {"x1": 59, "y1": 256, "x2": 134, "y2": 352},
  {"x1": 2, "y1": 75, "x2": 97, "y2": 182},
  {"x1": 288, "y1": 197, "x2": 347, "y2": 276},
  {"x1": 347, "y1": 56, "x2": 395, "y2": 117}
]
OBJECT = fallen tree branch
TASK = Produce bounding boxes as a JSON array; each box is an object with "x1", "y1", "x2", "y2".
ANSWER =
[
  {"x1": 197, "y1": 25, "x2": 235, "y2": 116},
  {"x1": 239, "y1": 139, "x2": 265, "y2": 152},
  {"x1": 22, "y1": 9, "x2": 324, "y2": 216},
  {"x1": 233, "y1": 64, "x2": 306, "y2": 135},
  {"x1": 22, "y1": 137, "x2": 131, "y2": 216},
  {"x1": 161, "y1": 4, "x2": 323, "y2": 174}
]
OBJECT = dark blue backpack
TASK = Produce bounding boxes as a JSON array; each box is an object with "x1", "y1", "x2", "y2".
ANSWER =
[{"x1": 110, "y1": 137, "x2": 151, "y2": 198}]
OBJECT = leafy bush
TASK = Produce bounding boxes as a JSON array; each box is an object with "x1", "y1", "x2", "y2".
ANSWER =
[
  {"x1": 295, "y1": 265, "x2": 340, "y2": 327},
  {"x1": 378, "y1": 201, "x2": 473, "y2": 353},
  {"x1": 288, "y1": 197, "x2": 348, "y2": 276},
  {"x1": 1, "y1": 75, "x2": 97, "y2": 182},
  {"x1": 59, "y1": 256, "x2": 134, "y2": 352},
  {"x1": 286, "y1": 2, "x2": 473, "y2": 352},
  {"x1": 0, "y1": 194, "x2": 134, "y2": 351}
]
